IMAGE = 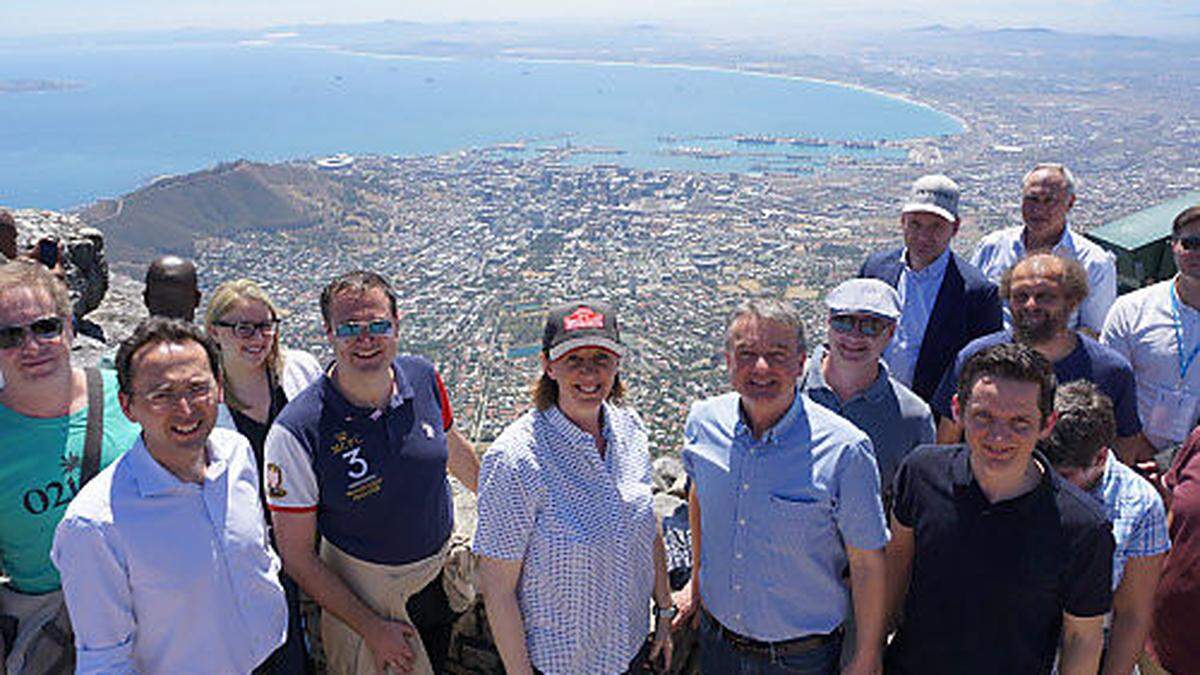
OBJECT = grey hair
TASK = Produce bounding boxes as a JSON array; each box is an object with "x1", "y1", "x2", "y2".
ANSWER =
[
  {"x1": 1023, "y1": 162, "x2": 1077, "y2": 196},
  {"x1": 724, "y1": 298, "x2": 807, "y2": 354}
]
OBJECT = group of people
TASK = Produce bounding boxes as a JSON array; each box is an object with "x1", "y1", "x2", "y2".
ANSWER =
[{"x1": 0, "y1": 161, "x2": 1198, "y2": 675}]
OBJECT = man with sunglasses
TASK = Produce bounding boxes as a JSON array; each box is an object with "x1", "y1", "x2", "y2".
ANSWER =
[
  {"x1": 0, "y1": 261, "x2": 140, "y2": 674},
  {"x1": 971, "y1": 163, "x2": 1117, "y2": 337},
  {"x1": 51, "y1": 318, "x2": 287, "y2": 673},
  {"x1": 932, "y1": 253, "x2": 1149, "y2": 466},
  {"x1": 860, "y1": 174, "x2": 1003, "y2": 404},
  {"x1": 801, "y1": 279, "x2": 934, "y2": 512},
  {"x1": 1102, "y1": 205, "x2": 1200, "y2": 464},
  {"x1": 264, "y1": 270, "x2": 479, "y2": 675}
]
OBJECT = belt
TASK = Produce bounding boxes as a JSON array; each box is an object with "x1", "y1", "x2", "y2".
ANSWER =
[{"x1": 703, "y1": 608, "x2": 841, "y2": 657}]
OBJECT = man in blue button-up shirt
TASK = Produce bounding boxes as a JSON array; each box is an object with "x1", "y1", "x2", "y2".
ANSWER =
[
  {"x1": 52, "y1": 318, "x2": 287, "y2": 674},
  {"x1": 675, "y1": 299, "x2": 890, "y2": 675}
]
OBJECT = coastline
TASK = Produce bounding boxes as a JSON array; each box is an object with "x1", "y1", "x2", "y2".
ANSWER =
[{"x1": 284, "y1": 40, "x2": 969, "y2": 135}]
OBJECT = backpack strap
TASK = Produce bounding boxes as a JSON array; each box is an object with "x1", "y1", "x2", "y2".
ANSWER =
[{"x1": 81, "y1": 368, "x2": 104, "y2": 486}]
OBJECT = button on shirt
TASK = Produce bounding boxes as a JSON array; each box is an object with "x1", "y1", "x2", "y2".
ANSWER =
[
  {"x1": 51, "y1": 428, "x2": 287, "y2": 674},
  {"x1": 682, "y1": 390, "x2": 889, "y2": 641},
  {"x1": 885, "y1": 247, "x2": 951, "y2": 387},
  {"x1": 801, "y1": 346, "x2": 935, "y2": 505},
  {"x1": 474, "y1": 403, "x2": 657, "y2": 675},
  {"x1": 971, "y1": 224, "x2": 1117, "y2": 334},
  {"x1": 1088, "y1": 457, "x2": 1170, "y2": 589}
]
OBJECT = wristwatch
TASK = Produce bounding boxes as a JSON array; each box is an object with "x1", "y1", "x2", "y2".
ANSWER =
[{"x1": 654, "y1": 605, "x2": 678, "y2": 620}]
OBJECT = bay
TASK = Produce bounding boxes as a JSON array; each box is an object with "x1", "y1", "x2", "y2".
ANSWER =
[{"x1": 0, "y1": 43, "x2": 963, "y2": 209}]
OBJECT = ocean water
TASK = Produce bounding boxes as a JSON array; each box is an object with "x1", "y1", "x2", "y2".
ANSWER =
[{"x1": 0, "y1": 43, "x2": 963, "y2": 209}]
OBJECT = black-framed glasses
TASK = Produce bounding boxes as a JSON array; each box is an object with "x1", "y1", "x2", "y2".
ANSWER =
[
  {"x1": 1174, "y1": 235, "x2": 1200, "y2": 251},
  {"x1": 0, "y1": 316, "x2": 66, "y2": 350},
  {"x1": 214, "y1": 319, "x2": 280, "y2": 339},
  {"x1": 830, "y1": 314, "x2": 890, "y2": 338},
  {"x1": 333, "y1": 320, "x2": 393, "y2": 339}
]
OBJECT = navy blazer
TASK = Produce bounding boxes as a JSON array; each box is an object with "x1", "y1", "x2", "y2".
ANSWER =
[{"x1": 859, "y1": 248, "x2": 1003, "y2": 405}]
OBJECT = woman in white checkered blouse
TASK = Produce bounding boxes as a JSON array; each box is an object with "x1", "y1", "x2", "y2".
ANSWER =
[{"x1": 475, "y1": 302, "x2": 675, "y2": 675}]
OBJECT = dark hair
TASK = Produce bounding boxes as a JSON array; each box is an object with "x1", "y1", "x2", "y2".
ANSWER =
[
  {"x1": 1039, "y1": 380, "x2": 1115, "y2": 469},
  {"x1": 531, "y1": 370, "x2": 625, "y2": 411},
  {"x1": 999, "y1": 252, "x2": 1090, "y2": 311},
  {"x1": 115, "y1": 317, "x2": 221, "y2": 394},
  {"x1": 957, "y1": 342, "x2": 1056, "y2": 422},
  {"x1": 319, "y1": 270, "x2": 398, "y2": 327}
]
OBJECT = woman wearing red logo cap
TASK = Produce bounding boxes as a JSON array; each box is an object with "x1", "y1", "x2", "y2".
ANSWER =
[{"x1": 475, "y1": 301, "x2": 674, "y2": 674}]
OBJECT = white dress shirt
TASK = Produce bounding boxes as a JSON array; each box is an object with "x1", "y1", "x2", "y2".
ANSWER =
[
  {"x1": 971, "y1": 224, "x2": 1117, "y2": 334},
  {"x1": 885, "y1": 247, "x2": 951, "y2": 387},
  {"x1": 52, "y1": 428, "x2": 286, "y2": 674}
]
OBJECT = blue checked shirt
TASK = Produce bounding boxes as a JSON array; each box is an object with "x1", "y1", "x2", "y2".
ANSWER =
[
  {"x1": 1088, "y1": 456, "x2": 1170, "y2": 589},
  {"x1": 682, "y1": 390, "x2": 889, "y2": 641},
  {"x1": 474, "y1": 403, "x2": 657, "y2": 675}
]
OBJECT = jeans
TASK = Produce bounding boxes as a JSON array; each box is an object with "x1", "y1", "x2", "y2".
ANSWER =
[{"x1": 698, "y1": 611, "x2": 841, "y2": 675}]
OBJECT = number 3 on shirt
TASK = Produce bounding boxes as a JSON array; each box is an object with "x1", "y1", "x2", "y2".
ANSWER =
[{"x1": 343, "y1": 447, "x2": 369, "y2": 480}]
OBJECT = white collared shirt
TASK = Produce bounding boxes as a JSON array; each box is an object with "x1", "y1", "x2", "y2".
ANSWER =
[
  {"x1": 885, "y1": 247, "x2": 951, "y2": 386},
  {"x1": 971, "y1": 224, "x2": 1117, "y2": 333},
  {"x1": 52, "y1": 428, "x2": 286, "y2": 674}
]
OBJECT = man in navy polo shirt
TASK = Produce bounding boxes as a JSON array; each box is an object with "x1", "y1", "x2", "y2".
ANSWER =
[
  {"x1": 932, "y1": 253, "x2": 1155, "y2": 466},
  {"x1": 885, "y1": 343, "x2": 1114, "y2": 675},
  {"x1": 264, "y1": 270, "x2": 479, "y2": 675}
]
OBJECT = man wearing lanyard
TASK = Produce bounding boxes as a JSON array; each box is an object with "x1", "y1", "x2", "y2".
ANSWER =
[{"x1": 1102, "y1": 205, "x2": 1200, "y2": 468}]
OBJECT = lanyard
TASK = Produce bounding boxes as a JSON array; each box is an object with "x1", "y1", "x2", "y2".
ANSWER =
[{"x1": 1170, "y1": 286, "x2": 1200, "y2": 381}]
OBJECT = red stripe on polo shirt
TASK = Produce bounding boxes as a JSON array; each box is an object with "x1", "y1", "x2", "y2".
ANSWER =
[
  {"x1": 434, "y1": 370, "x2": 454, "y2": 431},
  {"x1": 267, "y1": 504, "x2": 318, "y2": 513}
]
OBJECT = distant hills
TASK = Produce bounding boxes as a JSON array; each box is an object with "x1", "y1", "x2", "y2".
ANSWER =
[{"x1": 80, "y1": 160, "x2": 339, "y2": 265}]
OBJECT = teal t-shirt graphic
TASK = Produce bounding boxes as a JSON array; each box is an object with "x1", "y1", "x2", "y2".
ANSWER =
[{"x1": 0, "y1": 369, "x2": 140, "y2": 593}]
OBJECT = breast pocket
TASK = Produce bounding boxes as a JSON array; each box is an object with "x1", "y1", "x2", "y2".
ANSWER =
[{"x1": 767, "y1": 494, "x2": 834, "y2": 545}]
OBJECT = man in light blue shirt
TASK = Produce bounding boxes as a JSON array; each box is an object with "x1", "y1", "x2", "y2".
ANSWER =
[
  {"x1": 971, "y1": 163, "x2": 1117, "y2": 336},
  {"x1": 674, "y1": 299, "x2": 889, "y2": 675},
  {"x1": 52, "y1": 318, "x2": 286, "y2": 674}
]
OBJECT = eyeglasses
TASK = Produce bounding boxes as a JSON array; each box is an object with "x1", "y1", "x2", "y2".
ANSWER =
[
  {"x1": 214, "y1": 319, "x2": 279, "y2": 339},
  {"x1": 138, "y1": 382, "x2": 216, "y2": 409},
  {"x1": 0, "y1": 316, "x2": 66, "y2": 350},
  {"x1": 1174, "y1": 236, "x2": 1200, "y2": 251},
  {"x1": 829, "y1": 314, "x2": 891, "y2": 338},
  {"x1": 333, "y1": 320, "x2": 394, "y2": 339}
]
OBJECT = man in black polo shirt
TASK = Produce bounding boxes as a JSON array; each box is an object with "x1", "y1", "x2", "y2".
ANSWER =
[{"x1": 884, "y1": 342, "x2": 1114, "y2": 675}]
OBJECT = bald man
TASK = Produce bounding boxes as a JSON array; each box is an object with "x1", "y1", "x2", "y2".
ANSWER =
[{"x1": 143, "y1": 255, "x2": 201, "y2": 321}]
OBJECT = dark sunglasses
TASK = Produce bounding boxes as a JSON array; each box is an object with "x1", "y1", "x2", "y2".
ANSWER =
[
  {"x1": 214, "y1": 319, "x2": 280, "y2": 339},
  {"x1": 333, "y1": 319, "x2": 393, "y2": 339},
  {"x1": 0, "y1": 316, "x2": 66, "y2": 349},
  {"x1": 1174, "y1": 235, "x2": 1200, "y2": 251},
  {"x1": 829, "y1": 314, "x2": 890, "y2": 338}
]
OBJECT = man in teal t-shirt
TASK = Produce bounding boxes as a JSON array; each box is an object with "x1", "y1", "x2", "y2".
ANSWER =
[{"x1": 0, "y1": 262, "x2": 139, "y2": 674}]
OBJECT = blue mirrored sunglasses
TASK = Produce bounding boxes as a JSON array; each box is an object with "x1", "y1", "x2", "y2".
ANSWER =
[{"x1": 333, "y1": 319, "x2": 394, "y2": 339}]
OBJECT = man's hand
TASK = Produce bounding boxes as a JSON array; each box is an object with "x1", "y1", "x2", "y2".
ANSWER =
[
  {"x1": 670, "y1": 579, "x2": 701, "y2": 631},
  {"x1": 648, "y1": 619, "x2": 674, "y2": 672},
  {"x1": 364, "y1": 617, "x2": 417, "y2": 673}
]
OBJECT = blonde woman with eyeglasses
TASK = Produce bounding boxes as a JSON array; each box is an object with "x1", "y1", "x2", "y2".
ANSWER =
[{"x1": 204, "y1": 278, "x2": 322, "y2": 674}]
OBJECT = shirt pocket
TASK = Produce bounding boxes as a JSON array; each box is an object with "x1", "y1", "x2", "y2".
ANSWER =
[{"x1": 767, "y1": 494, "x2": 834, "y2": 546}]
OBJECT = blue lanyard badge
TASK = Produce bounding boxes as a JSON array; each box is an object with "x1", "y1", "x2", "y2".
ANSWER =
[{"x1": 1171, "y1": 286, "x2": 1200, "y2": 381}]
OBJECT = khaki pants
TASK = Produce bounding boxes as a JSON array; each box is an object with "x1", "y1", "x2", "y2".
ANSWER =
[
  {"x1": 318, "y1": 539, "x2": 447, "y2": 675},
  {"x1": 0, "y1": 586, "x2": 73, "y2": 675}
]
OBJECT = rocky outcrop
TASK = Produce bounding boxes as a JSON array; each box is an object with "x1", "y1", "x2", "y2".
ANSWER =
[{"x1": 4, "y1": 209, "x2": 146, "y2": 365}]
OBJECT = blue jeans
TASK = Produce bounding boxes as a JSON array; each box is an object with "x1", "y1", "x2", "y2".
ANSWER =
[{"x1": 698, "y1": 611, "x2": 841, "y2": 675}]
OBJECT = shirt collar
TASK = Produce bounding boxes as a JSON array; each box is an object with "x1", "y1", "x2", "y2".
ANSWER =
[
  {"x1": 128, "y1": 434, "x2": 229, "y2": 498},
  {"x1": 900, "y1": 245, "x2": 951, "y2": 279},
  {"x1": 951, "y1": 445, "x2": 1056, "y2": 507},
  {"x1": 1019, "y1": 223, "x2": 1073, "y2": 255},
  {"x1": 544, "y1": 402, "x2": 614, "y2": 448},
  {"x1": 737, "y1": 386, "x2": 804, "y2": 443},
  {"x1": 1087, "y1": 454, "x2": 1116, "y2": 503},
  {"x1": 322, "y1": 358, "x2": 413, "y2": 417}
]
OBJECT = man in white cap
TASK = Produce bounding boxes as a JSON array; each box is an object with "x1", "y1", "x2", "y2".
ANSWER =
[
  {"x1": 801, "y1": 279, "x2": 935, "y2": 510},
  {"x1": 972, "y1": 163, "x2": 1117, "y2": 336},
  {"x1": 860, "y1": 174, "x2": 1003, "y2": 405}
]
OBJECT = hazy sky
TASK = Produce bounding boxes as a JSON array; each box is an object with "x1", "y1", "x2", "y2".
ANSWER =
[{"x1": 2, "y1": 0, "x2": 1197, "y2": 38}]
